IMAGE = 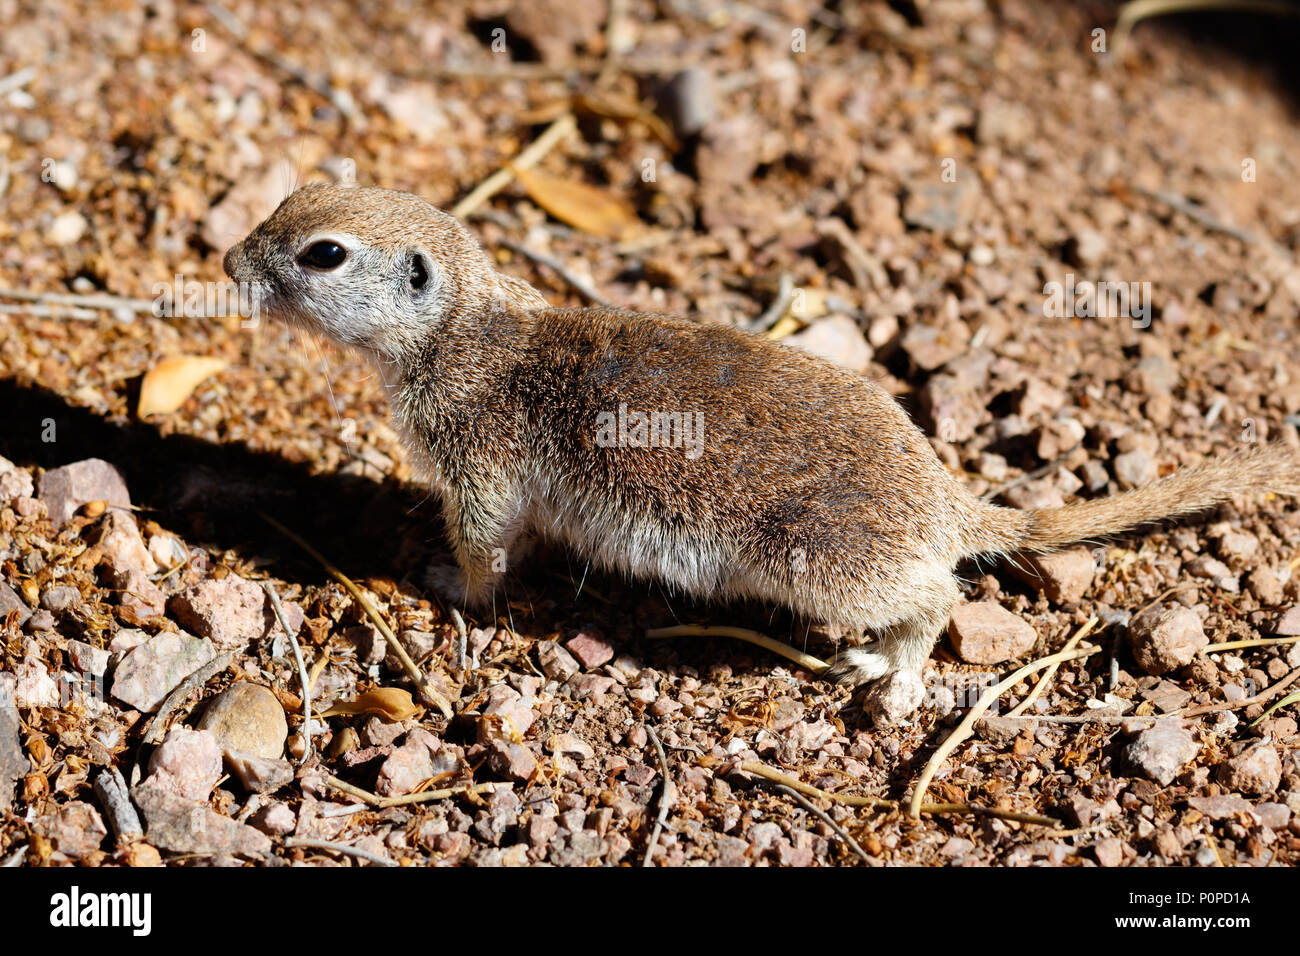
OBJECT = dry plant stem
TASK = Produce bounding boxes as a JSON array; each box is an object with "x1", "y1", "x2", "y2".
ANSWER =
[
  {"x1": 142, "y1": 650, "x2": 236, "y2": 745},
  {"x1": 260, "y1": 513, "x2": 454, "y2": 718},
  {"x1": 747, "y1": 273, "x2": 795, "y2": 332},
  {"x1": 645, "y1": 624, "x2": 829, "y2": 673},
  {"x1": 771, "y1": 783, "x2": 872, "y2": 864},
  {"x1": 323, "y1": 773, "x2": 508, "y2": 808},
  {"x1": 737, "y1": 761, "x2": 1057, "y2": 825},
  {"x1": 0, "y1": 303, "x2": 101, "y2": 320},
  {"x1": 1115, "y1": 0, "x2": 1300, "y2": 59},
  {"x1": 0, "y1": 287, "x2": 157, "y2": 311},
  {"x1": 908, "y1": 645, "x2": 1103, "y2": 819},
  {"x1": 1179, "y1": 665, "x2": 1300, "y2": 718},
  {"x1": 284, "y1": 838, "x2": 397, "y2": 867},
  {"x1": 643, "y1": 724, "x2": 672, "y2": 867},
  {"x1": 451, "y1": 113, "x2": 577, "y2": 219},
  {"x1": 497, "y1": 237, "x2": 614, "y2": 308},
  {"x1": 93, "y1": 767, "x2": 143, "y2": 844},
  {"x1": 1201, "y1": 636, "x2": 1300, "y2": 654},
  {"x1": 1008, "y1": 616, "x2": 1099, "y2": 717},
  {"x1": 264, "y1": 581, "x2": 313, "y2": 764}
]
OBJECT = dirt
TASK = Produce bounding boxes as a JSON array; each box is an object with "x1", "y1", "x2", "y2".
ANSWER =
[{"x1": 1, "y1": 0, "x2": 1299, "y2": 867}]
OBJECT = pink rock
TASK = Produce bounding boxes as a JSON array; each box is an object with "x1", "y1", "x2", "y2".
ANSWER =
[
  {"x1": 37, "y1": 801, "x2": 108, "y2": 859},
  {"x1": 37, "y1": 458, "x2": 131, "y2": 526},
  {"x1": 488, "y1": 739, "x2": 538, "y2": 781},
  {"x1": 1217, "y1": 744, "x2": 1282, "y2": 795},
  {"x1": 375, "y1": 733, "x2": 438, "y2": 797},
  {"x1": 537, "y1": 640, "x2": 580, "y2": 681},
  {"x1": 1129, "y1": 605, "x2": 1206, "y2": 675},
  {"x1": 783, "y1": 315, "x2": 874, "y2": 374},
  {"x1": 168, "y1": 574, "x2": 303, "y2": 649},
  {"x1": 863, "y1": 670, "x2": 924, "y2": 725},
  {"x1": 947, "y1": 602, "x2": 1037, "y2": 665},
  {"x1": 564, "y1": 631, "x2": 614, "y2": 670},
  {"x1": 146, "y1": 727, "x2": 223, "y2": 800},
  {"x1": 249, "y1": 801, "x2": 296, "y2": 836},
  {"x1": 115, "y1": 568, "x2": 166, "y2": 617},
  {"x1": 481, "y1": 685, "x2": 537, "y2": 740},
  {"x1": 1009, "y1": 547, "x2": 1095, "y2": 604},
  {"x1": 94, "y1": 510, "x2": 158, "y2": 579}
]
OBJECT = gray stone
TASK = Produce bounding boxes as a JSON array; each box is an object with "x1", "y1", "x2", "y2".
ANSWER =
[
  {"x1": 110, "y1": 631, "x2": 216, "y2": 713},
  {"x1": 0, "y1": 674, "x2": 28, "y2": 812},
  {"x1": 0, "y1": 581, "x2": 31, "y2": 627},
  {"x1": 1125, "y1": 719, "x2": 1199, "y2": 785},
  {"x1": 133, "y1": 779, "x2": 270, "y2": 859},
  {"x1": 1128, "y1": 605, "x2": 1206, "y2": 675},
  {"x1": 948, "y1": 601, "x2": 1037, "y2": 664},
  {"x1": 225, "y1": 751, "x2": 294, "y2": 793}
]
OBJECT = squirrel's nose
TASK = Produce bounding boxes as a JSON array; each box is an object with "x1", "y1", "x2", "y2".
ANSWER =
[{"x1": 222, "y1": 242, "x2": 243, "y2": 280}]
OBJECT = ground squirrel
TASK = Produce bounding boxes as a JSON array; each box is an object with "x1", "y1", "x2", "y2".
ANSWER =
[{"x1": 223, "y1": 183, "x2": 1300, "y2": 707}]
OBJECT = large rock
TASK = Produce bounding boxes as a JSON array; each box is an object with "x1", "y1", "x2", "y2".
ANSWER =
[
  {"x1": 132, "y1": 779, "x2": 270, "y2": 859},
  {"x1": 111, "y1": 631, "x2": 216, "y2": 713},
  {"x1": 145, "y1": 728, "x2": 223, "y2": 800},
  {"x1": 1124, "y1": 719, "x2": 1199, "y2": 786},
  {"x1": 1217, "y1": 744, "x2": 1282, "y2": 795},
  {"x1": 947, "y1": 602, "x2": 1037, "y2": 665},
  {"x1": 168, "y1": 574, "x2": 303, "y2": 649},
  {"x1": 196, "y1": 682, "x2": 287, "y2": 759},
  {"x1": 783, "y1": 315, "x2": 873, "y2": 374},
  {"x1": 37, "y1": 458, "x2": 131, "y2": 526},
  {"x1": 1008, "y1": 547, "x2": 1095, "y2": 604},
  {"x1": 1128, "y1": 605, "x2": 1206, "y2": 675}
]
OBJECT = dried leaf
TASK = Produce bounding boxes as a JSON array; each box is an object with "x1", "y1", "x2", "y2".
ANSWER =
[
  {"x1": 137, "y1": 355, "x2": 227, "y2": 417},
  {"x1": 511, "y1": 165, "x2": 643, "y2": 240},
  {"x1": 320, "y1": 687, "x2": 421, "y2": 722}
]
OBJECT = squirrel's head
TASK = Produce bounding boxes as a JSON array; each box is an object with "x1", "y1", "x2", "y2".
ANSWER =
[{"x1": 223, "y1": 183, "x2": 545, "y2": 357}]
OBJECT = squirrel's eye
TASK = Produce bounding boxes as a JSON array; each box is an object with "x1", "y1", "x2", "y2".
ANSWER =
[
  {"x1": 410, "y1": 254, "x2": 429, "y2": 290},
  {"x1": 299, "y1": 241, "x2": 347, "y2": 270}
]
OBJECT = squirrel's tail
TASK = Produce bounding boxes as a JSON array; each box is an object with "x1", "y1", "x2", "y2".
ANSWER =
[{"x1": 969, "y1": 443, "x2": 1300, "y2": 555}]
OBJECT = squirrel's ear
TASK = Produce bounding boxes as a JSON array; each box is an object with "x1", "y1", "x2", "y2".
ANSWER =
[{"x1": 495, "y1": 273, "x2": 549, "y2": 310}]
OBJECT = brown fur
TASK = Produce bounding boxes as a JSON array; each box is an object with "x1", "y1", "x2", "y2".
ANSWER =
[{"x1": 224, "y1": 184, "x2": 1300, "y2": 701}]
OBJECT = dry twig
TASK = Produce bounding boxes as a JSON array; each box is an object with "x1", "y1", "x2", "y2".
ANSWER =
[
  {"x1": 452, "y1": 113, "x2": 577, "y2": 219},
  {"x1": 642, "y1": 724, "x2": 673, "y2": 867},
  {"x1": 645, "y1": 624, "x2": 829, "y2": 673},
  {"x1": 908, "y1": 645, "x2": 1102, "y2": 818},
  {"x1": 1008, "y1": 616, "x2": 1099, "y2": 717},
  {"x1": 284, "y1": 837, "x2": 397, "y2": 867},
  {"x1": 264, "y1": 581, "x2": 313, "y2": 764},
  {"x1": 261, "y1": 513, "x2": 454, "y2": 718}
]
